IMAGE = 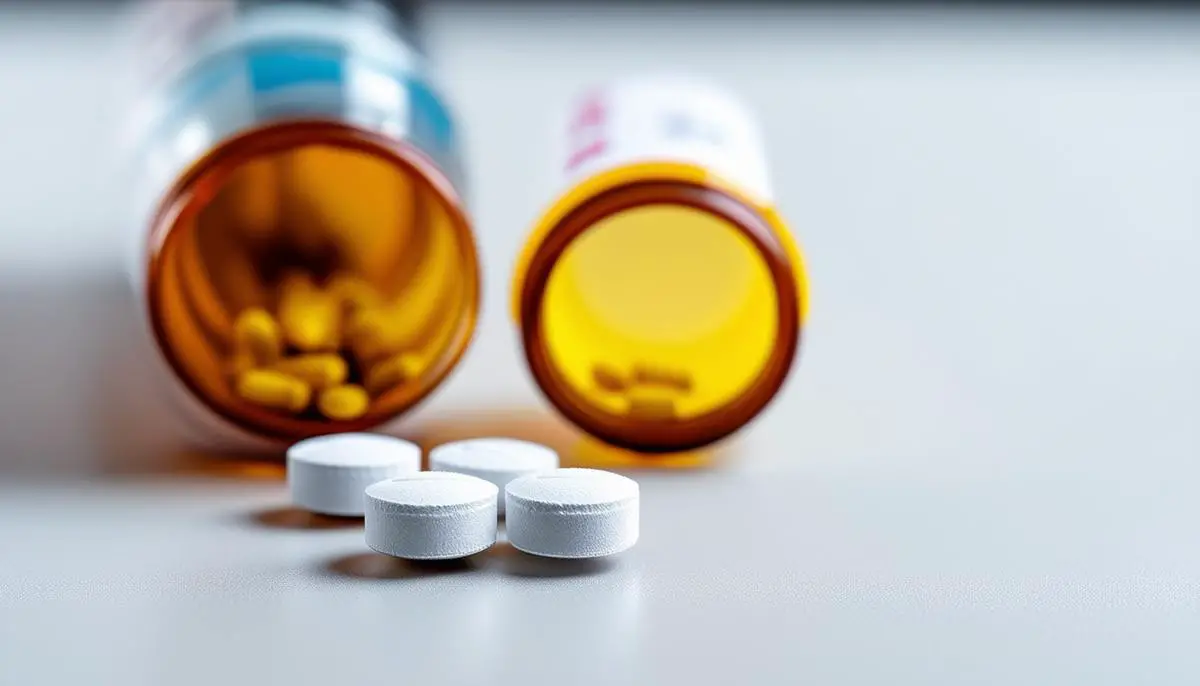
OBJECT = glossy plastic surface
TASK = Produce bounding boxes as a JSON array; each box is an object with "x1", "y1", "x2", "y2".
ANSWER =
[
  {"x1": 147, "y1": 120, "x2": 478, "y2": 440},
  {"x1": 516, "y1": 169, "x2": 806, "y2": 453}
]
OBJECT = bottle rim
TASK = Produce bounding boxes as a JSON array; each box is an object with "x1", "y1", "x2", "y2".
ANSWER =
[
  {"x1": 144, "y1": 118, "x2": 480, "y2": 441},
  {"x1": 517, "y1": 178, "x2": 803, "y2": 453}
]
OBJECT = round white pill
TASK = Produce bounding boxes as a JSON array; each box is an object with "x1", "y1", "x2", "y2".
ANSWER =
[
  {"x1": 429, "y1": 438, "x2": 559, "y2": 514},
  {"x1": 287, "y1": 433, "x2": 421, "y2": 516},
  {"x1": 365, "y1": 472, "x2": 499, "y2": 560},
  {"x1": 505, "y1": 468, "x2": 639, "y2": 559}
]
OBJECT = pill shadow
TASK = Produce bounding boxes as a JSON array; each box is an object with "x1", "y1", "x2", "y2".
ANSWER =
[
  {"x1": 488, "y1": 541, "x2": 618, "y2": 579},
  {"x1": 249, "y1": 506, "x2": 363, "y2": 530},
  {"x1": 325, "y1": 552, "x2": 482, "y2": 580}
]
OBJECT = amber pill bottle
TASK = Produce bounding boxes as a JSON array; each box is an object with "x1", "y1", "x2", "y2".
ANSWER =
[
  {"x1": 512, "y1": 76, "x2": 810, "y2": 454},
  {"x1": 124, "y1": 0, "x2": 478, "y2": 448}
]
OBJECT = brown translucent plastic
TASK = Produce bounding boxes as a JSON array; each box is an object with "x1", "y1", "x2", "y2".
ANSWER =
[
  {"x1": 518, "y1": 180, "x2": 802, "y2": 453},
  {"x1": 146, "y1": 120, "x2": 479, "y2": 441}
]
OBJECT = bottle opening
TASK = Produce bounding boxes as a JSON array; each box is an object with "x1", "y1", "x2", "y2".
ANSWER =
[
  {"x1": 520, "y1": 181, "x2": 801, "y2": 452},
  {"x1": 147, "y1": 121, "x2": 478, "y2": 440},
  {"x1": 545, "y1": 205, "x2": 778, "y2": 416}
]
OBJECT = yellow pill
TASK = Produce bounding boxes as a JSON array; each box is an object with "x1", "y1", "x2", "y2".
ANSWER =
[
  {"x1": 364, "y1": 351, "x2": 423, "y2": 396},
  {"x1": 592, "y1": 363, "x2": 629, "y2": 392},
  {"x1": 632, "y1": 363, "x2": 693, "y2": 393},
  {"x1": 236, "y1": 369, "x2": 312, "y2": 413},
  {"x1": 277, "y1": 271, "x2": 341, "y2": 352},
  {"x1": 344, "y1": 307, "x2": 393, "y2": 363},
  {"x1": 344, "y1": 300, "x2": 435, "y2": 364},
  {"x1": 317, "y1": 384, "x2": 370, "y2": 421},
  {"x1": 270, "y1": 354, "x2": 348, "y2": 390},
  {"x1": 625, "y1": 387, "x2": 678, "y2": 420},
  {"x1": 326, "y1": 272, "x2": 383, "y2": 315},
  {"x1": 279, "y1": 269, "x2": 317, "y2": 296},
  {"x1": 227, "y1": 350, "x2": 258, "y2": 379},
  {"x1": 232, "y1": 308, "x2": 282, "y2": 365}
]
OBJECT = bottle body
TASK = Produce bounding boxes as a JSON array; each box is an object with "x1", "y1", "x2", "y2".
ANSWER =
[
  {"x1": 512, "y1": 75, "x2": 809, "y2": 453},
  {"x1": 125, "y1": 0, "x2": 478, "y2": 449}
]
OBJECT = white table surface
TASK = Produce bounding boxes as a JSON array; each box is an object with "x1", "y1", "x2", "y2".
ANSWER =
[
  {"x1": 3, "y1": 469, "x2": 1198, "y2": 685},
  {"x1": 1, "y1": 4, "x2": 1198, "y2": 683}
]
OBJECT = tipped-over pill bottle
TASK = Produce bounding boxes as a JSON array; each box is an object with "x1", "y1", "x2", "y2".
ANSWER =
[
  {"x1": 123, "y1": 0, "x2": 478, "y2": 447},
  {"x1": 512, "y1": 75, "x2": 810, "y2": 453}
]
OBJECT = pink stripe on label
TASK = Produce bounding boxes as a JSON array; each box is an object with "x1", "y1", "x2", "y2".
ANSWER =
[
  {"x1": 565, "y1": 90, "x2": 609, "y2": 172},
  {"x1": 566, "y1": 139, "x2": 607, "y2": 171}
]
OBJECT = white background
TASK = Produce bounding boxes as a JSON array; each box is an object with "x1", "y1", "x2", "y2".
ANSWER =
[
  {"x1": 1, "y1": 4, "x2": 1196, "y2": 479},
  {"x1": 2, "y1": 5, "x2": 1199, "y2": 684}
]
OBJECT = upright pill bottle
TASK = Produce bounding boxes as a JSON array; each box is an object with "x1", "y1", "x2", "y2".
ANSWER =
[
  {"x1": 512, "y1": 76, "x2": 809, "y2": 453},
  {"x1": 123, "y1": 0, "x2": 477, "y2": 450}
]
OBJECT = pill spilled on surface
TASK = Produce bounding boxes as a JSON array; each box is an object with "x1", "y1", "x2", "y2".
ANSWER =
[
  {"x1": 365, "y1": 472, "x2": 499, "y2": 560},
  {"x1": 428, "y1": 437, "x2": 559, "y2": 515},
  {"x1": 287, "y1": 433, "x2": 421, "y2": 516},
  {"x1": 505, "y1": 468, "x2": 640, "y2": 559},
  {"x1": 287, "y1": 433, "x2": 639, "y2": 563}
]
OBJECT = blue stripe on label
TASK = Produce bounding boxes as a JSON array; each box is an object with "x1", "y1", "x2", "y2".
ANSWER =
[
  {"x1": 406, "y1": 77, "x2": 454, "y2": 151},
  {"x1": 247, "y1": 45, "x2": 345, "y2": 93},
  {"x1": 175, "y1": 57, "x2": 245, "y2": 116},
  {"x1": 141, "y1": 40, "x2": 460, "y2": 191}
]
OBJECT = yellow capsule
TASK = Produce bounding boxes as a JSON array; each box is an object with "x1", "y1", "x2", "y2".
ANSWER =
[
  {"x1": 632, "y1": 363, "x2": 693, "y2": 393},
  {"x1": 317, "y1": 384, "x2": 370, "y2": 421},
  {"x1": 343, "y1": 265, "x2": 456, "y2": 363},
  {"x1": 278, "y1": 269, "x2": 317, "y2": 297},
  {"x1": 344, "y1": 306, "x2": 394, "y2": 363},
  {"x1": 227, "y1": 350, "x2": 258, "y2": 379},
  {"x1": 236, "y1": 369, "x2": 312, "y2": 413},
  {"x1": 592, "y1": 363, "x2": 629, "y2": 392},
  {"x1": 270, "y1": 353, "x2": 348, "y2": 390},
  {"x1": 625, "y1": 387, "x2": 678, "y2": 420},
  {"x1": 326, "y1": 272, "x2": 383, "y2": 315},
  {"x1": 233, "y1": 308, "x2": 282, "y2": 364},
  {"x1": 276, "y1": 271, "x2": 341, "y2": 352},
  {"x1": 364, "y1": 351, "x2": 423, "y2": 396}
]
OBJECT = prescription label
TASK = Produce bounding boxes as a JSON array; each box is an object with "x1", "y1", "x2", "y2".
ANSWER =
[
  {"x1": 559, "y1": 76, "x2": 773, "y2": 203},
  {"x1": 126, "y1": 0, "x2": 452, "y2": 223}
]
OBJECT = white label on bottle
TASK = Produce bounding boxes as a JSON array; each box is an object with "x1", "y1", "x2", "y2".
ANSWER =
[{"x1": 558, "y1": 75, "x2": 773, "y2": 204}]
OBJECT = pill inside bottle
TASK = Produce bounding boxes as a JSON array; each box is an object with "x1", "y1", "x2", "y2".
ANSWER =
[
  {"x1": 146, "y1": 125, "x2": 478, "y2": 440},
  {"x1": 134, "y1": 4, "x2": 479, "y2": 442},
  {"x1": 512, "y1": 76, "x2": 809, "y2": 453}
]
